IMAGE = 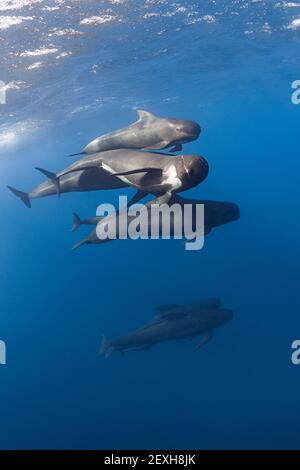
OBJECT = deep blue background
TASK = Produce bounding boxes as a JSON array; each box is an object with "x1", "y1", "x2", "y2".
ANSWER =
[{"x1": 0, "y1": 0, "x2": 300, "y2": 450}]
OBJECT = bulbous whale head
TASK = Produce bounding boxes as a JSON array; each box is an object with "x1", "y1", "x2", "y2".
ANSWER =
[
  {"x1": 179, "y1": 155, "x2": 209, "y2": 190},
  {"x1": 170, "y1": 119, "x2": 201, "y2": 142},
  {"x1": 193, "y1": 308, "x2": 234, "y2": 329},
  {"x1": 205, "y1": 201, "x2": 240, "y2": 228}
]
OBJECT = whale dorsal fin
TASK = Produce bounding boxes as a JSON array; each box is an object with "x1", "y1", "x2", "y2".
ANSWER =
[
  {"x1": 156, "y1": 304, "x2": 179, "y2": 313},
  {"x1": 187, "y1": 299, "x2": 221, "y2": 311},
  {"x1": 137, "y1": 109, "x2": 156, "y2": 121}
]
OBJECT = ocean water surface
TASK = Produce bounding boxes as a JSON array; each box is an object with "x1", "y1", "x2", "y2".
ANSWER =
[{"x1": 0, "y1": 0, "x2": 300, "y2": 450}]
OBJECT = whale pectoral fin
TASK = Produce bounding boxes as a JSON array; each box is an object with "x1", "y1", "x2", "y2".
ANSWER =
[
  {"x1": 193, "y1": 330, "x2": 213, "y2": 352},
  {"x1": 128, "y1": 190, "x2": 148, "y2": 207},
  {"x1": 68, "y1": 152, "x2": 84, "y2": 158},
  {"x1": 71, "y1": 238, "x2": 89, "y2": 250},
  {"x1": 35, "y1": 167, "x2": 61, "y2": 197},
  {"x1": 146, "y1": 151, "x2": 174, "y2": 156},
  {"x1": 153, "y1": 192, "x2": 173, "y2": 205},
  {"x1": 100, "y1": 163, "x2": 165, "y2": 188},
  {"x1": 142, "y1": 141, "x2": 169, "y2": 150},
  {"x1": 169, "y1": 144, "x2": 182, "y2": 152},
  {"x1": 99, "y1": 335, "x2": 113, "y2": 358}
]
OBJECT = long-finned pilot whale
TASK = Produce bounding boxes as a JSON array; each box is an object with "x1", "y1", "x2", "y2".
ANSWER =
[
  {"x1": 99, "y1": 299, "x2": 233, "y2": 357},
  {"x1": 69, "y1": 110, "x2": 201, "y2": 156},
  {"x1": 7, "y1": 150, "x2": 209, "y2": 208},
  {"x1": 71, "y1": 195, "x2": 240, "y2": 249}
]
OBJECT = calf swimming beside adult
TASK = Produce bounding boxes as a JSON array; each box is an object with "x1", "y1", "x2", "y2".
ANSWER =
[{"x1": 69, "y1": 110, "x2": 201, "y2": 156}]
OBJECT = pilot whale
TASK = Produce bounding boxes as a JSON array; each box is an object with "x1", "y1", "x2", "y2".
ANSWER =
[
  {"x1": 71, "y1": 195, "x2": 240, "y2": 249},
  {"x1": 8, "y1": 150, "x2": 208, "y2": 208},
  {"x1": 100, "y1": 299, "x2": 233, "y2": 356},
  {"x1": 69, "y1": 110, "x2": 201, "y2": 156}
]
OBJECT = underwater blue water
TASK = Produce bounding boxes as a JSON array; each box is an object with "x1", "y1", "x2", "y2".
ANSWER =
[{"x1": 0, "y1": 0, "x2": 300, "y2": 450}]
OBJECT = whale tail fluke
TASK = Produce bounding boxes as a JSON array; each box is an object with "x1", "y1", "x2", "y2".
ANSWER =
[
  {"x1": 7, "y1": 186, "x2": 31, "y2": 208},
  {"x1": 35, "y1": 167, "x2": 61, "y2": 197},
  {"x1": 72, "y1": 213, "x2": 82, "y2": 232},
  {"x1": 99, "y1": 335, "x2": 112, "y2": 358}
]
